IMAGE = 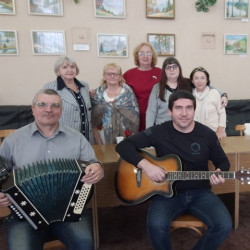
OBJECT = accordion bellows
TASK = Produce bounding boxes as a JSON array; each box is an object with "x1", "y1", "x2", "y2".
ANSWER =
[{"x1": 0, "y1": 158, "x2": 92, "y2": 230}]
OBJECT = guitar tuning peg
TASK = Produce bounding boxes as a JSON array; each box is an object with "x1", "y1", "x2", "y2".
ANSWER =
[
  {"x1": 241, "y1": 167, "x2": 245, "y2": 173},
  {"x1": 241, "y1": 180, "x2": 245, "y2": 185}
]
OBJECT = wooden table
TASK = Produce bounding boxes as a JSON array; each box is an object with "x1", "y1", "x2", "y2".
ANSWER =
[
  {"x1": 91, "y1": 137, "x2": 250, "y2": 248},
  {"x1": 221, "y1": 136, "x2": 250, "y2": 192}
]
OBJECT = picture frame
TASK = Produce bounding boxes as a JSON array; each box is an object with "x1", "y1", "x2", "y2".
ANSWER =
[
  {"x1": 97, "y1": 34, "x2": 128, "y2": 58},
  {"x1": 225, "y1": 0, "x2": 249, "y2": 19},
  {"x1": 28, "y1": 0, "x2": 63, "y2": 16},
  {"x1": 201, "y1": 32, "x2": 216, "y2": 49},
  {"x1": 146, "y1": 0, "x2": 175, "y2": 19},
  {"x1": 0, "y1": 0, "x2": 15, "y2": 15},
  {"x1": 148, "y1": 33, "x2": 175, "y2": 56},
  {"x1": 0, "y1": 30, "x2": 18, "y2": 55},
  {"x1": 224, "y1": 34, "x2": 248, "y2": 55},
  {"x1": 94, "y1": 0, "x2": 126, "y2": 18},
  {"x1": 31, "y1": 30, "x2": 66, "y2": 55}
]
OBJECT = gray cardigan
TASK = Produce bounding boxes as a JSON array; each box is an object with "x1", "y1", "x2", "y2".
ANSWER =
[
  {"x1": 43, "y1": 79, "x2": 94, "y2": 143},
  {"x1": 146, "y1": 83, "x2": 172, "y2": 128}
]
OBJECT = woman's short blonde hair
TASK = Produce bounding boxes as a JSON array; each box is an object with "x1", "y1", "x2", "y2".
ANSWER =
[
  {"x1": 133, "y1": 42, "x2": 158, "y2": 67},
  {"x1": 54, "y1": 55, "x2": 80, "y2": 76},
  {"x1": 101, "y1": 63, "x2": 125, "y2": 86}
]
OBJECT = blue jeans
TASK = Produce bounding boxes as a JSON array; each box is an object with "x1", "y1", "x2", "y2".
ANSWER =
[
  {"x1": 7, "y1": 209, "x2": 93, "y2": 250},
  {"x1": 147, "y1": 189, "x2": 232, "y2": 250}
]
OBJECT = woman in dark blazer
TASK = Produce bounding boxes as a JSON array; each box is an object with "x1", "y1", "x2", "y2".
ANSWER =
[{"x1": 44, "y1": 55, "x2": 93, "y2": 143}]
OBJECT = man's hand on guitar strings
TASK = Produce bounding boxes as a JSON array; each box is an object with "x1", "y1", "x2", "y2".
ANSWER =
[
  {"x1": 210, "y1": 168, "x2": 225, "y2": 186},
  {"x1": 138, "y1": 159, "x2": 167, "y2": 183}
]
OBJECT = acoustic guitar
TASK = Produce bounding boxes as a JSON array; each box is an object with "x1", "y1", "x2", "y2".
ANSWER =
[{"x1": 115, "y1": 149, "x2": 249, "y2": 205}]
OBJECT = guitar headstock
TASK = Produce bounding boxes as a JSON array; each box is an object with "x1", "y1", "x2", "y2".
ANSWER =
[{"x1": 235, "y1": 167, "x2": 250, "y2": 184}]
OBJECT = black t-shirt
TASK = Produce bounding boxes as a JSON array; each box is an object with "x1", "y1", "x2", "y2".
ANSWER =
[{"x1": 116, "y1": 121, "x2": 230, "y2": 193}]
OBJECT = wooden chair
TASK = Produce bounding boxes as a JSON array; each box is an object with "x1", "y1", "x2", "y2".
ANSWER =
[
  {"x1": 235, "y1": 124, "x2": 245, "y2": 136},
  {"x1": 171, "y1": 214, "x2": 207, "y2": 236},
  {"x1": 0, "y1": 129, "x2": 16, "y2": 219},
  {"x1": 0, "y1": 129, "x2": 16, "y2": 145},
  {"x1": 43, "y1": 241, "x2": 66, "y2": 250}
]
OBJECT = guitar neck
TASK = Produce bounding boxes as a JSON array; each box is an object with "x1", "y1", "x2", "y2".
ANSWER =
[{"x1": 168, "y1": 171, "x2": 236, "y2": 181}]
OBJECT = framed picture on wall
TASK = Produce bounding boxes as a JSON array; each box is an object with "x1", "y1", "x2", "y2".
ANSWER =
[
  {"x1": 31, "y1": 30, "x2": 66, "y2": 55},
  {"x1": 0, "y1": 30, "x2": 18, "y2": 55},
  {"x1": 224, "y1": 34, "x2": 248, "y2": 55},
  {"x1": 225, "y1": 0, "x2": 249, "y2": 19},
  {"x1": 97, "y1": 34, "x2": 128, "y2": 57},
  {"x1": 94, "y1": 0, "x2": 126, "y2": 18},
  {"x1": 28, "y1": 0, "x2": 63, "y2": 16},
  {"x1": 148, "y1": 33, "x2": 175, "y2": 56},
  {"x1": 0, "y1": 0, "x2": 15, "y2": 15},
  {"x1": 146, "y1": 0, "x2": 175, "y2": 19}
]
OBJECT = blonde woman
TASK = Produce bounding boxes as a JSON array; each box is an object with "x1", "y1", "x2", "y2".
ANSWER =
[{"x1": 91, "y1": 63, "x2": 139, "y2": 145}]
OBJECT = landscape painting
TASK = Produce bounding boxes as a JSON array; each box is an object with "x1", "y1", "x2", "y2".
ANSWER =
[
  {"x1": 146, "y1": 0, "x2": 175, "y2": 19},
  {"x1": 28, "y1": 0, "x2": 63, "y2": 16},
  {"x1": 97, "y1": 34, "x2": 128, "y2": 57},
  {"x1": 94, "y1": 0, "x2": 125, "y2": 18},
  {"x1": 0, "y1": 0, "x2": 15, "y2": 15},
  {"x1": 148, "y1": 33, "x2": 175, "y2": 56},
  {"x1": 0, "y1": 30, "x2": 18, "y2": 55},
  {"x1": 31, "y1": 30, "x2": 66, "y2": 55},
  {"x1": 224, "y1": 34, "x2": 247, "y2": 55},
  {"x1": 225, "y1": 0, "x2": 249, "y2": 19}
]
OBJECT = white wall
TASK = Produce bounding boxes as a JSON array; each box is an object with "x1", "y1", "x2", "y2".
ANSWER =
[{"x1": 1, "y1": 0, "x2": 249, "y2": 105}]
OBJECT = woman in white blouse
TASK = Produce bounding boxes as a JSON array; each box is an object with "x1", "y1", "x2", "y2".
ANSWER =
[{"x1": 190, "y1": 67, "x2": 226, "y2": 140}]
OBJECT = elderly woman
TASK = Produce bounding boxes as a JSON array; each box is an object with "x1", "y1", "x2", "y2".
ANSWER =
[
  {"x1": 43, "y1": 55, "x2": 93, "y2": 143},
  {"x1": 123, "y1": 42, "x2": 162, "y2": 131},
  {"x1": 91, "y1": 63, "x2": 139, "y2": 145},
  {"x1": 190, "y1": 66, "x2": 226, "y2": 140}
]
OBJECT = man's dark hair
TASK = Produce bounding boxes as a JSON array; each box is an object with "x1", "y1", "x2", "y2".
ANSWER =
[{"x1": 168, "y1": 90, "x2": 196, "y2": 111}]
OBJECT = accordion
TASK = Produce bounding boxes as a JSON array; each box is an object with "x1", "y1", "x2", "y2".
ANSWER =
[{"x1": 0, "y1": 158, "x2": 92, "y2": 230}]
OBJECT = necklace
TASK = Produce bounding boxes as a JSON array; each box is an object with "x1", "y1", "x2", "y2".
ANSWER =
[{"x1": 106, "y1": 86, "x2": 121, "y2": 97}]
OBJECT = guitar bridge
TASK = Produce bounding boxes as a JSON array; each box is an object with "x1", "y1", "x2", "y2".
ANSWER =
[{"x1": 136, "y1": 169, "x2": 142, "y2": 188}]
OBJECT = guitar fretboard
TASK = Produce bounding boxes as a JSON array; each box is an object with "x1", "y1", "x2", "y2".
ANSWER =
[{"x1": 167, "y1": 171, "x2": 235, "y2": 180}]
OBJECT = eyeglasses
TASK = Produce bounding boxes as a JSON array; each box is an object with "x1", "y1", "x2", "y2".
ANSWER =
[
  {"x1": 35, "y1": 102, "x2": 61, "y2": 110},
  {"x1": 105, "y1": 72, "x2": 120, "y2": 77},
  {"x1": 138, "y1": 52, "x2": 153, "y2": 57},
  {"x1": 165, "y1": 64, "x2": 178, "y2": 70}
]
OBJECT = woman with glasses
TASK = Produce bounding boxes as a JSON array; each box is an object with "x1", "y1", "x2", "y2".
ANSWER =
[
  {"x1": 146, "y1": 57, "x2": 228, "y2": 129},
  {"x1": 190, "y1": 67, "x2": 226, "y2": 140},
  {"x1": 91, "y1": 63, "x2": 139, "y2": 145},
  {"x1": 123, "y1": 42, "x2": 162, "y2": 131},
  {"x1": 146, "y1": 57, "x2": 192, "y2": 128},
  {"x1": 43, "y1": 55, "x2": 93, "y2": 143}
]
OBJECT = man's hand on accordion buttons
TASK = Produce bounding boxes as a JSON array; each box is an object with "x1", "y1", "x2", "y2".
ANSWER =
[
  {"x1": 81, "y1": 162, "x2": 103, "y2": 184},
  {"x1": 0, "y1": 192, "x2": 11, "y2": 207}
]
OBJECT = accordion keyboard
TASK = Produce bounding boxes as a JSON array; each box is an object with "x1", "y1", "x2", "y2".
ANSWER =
[{"x1": 74, "y1": 183, "x2": 92, "y2": 214}]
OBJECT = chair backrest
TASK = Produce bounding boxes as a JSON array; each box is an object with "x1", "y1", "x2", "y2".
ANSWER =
[
  {"x1": 235, "y1": 125, "x2": 246, "y2": 136},
  {"x1": 0, "y1": 130, "x2": 16, "y2": 218},
  {"x1": 0, "y1": 129, "x2": 16, "y2": 145}
]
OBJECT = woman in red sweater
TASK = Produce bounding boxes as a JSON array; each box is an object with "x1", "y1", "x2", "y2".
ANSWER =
[{"x1": 123, "y1": 42, "x2": 161, "y2": 131}]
